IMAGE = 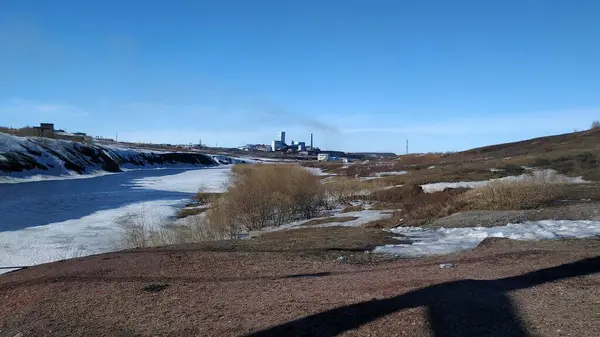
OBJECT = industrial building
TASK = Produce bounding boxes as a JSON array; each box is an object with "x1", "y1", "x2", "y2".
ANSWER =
[{"x1": 271, "y1": 131, "x2": 314, "y2": 153}]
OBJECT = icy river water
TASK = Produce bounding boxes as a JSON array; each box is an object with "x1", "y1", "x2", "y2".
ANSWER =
[{"x1": 0, "y1": 166, "x2": 232, "y2": 271}]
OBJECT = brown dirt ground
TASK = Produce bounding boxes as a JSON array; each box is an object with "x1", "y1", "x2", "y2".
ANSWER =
[
  {"x1": 1, "y1": 231, "x2": 599, "y2": 337},
  {"x1": 430, "y1": 201, "x2": 600, "y2": 228},
  {"x1": 340, "y1": 205, "x2": 364, "y2": 213},
  {"x1": 300, "y1": 216, "x2": 359, "y2": 227}
]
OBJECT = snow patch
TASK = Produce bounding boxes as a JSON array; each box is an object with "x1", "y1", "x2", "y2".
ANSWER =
[
  {"x1": 372, "y1": 171, "x2": 408, "y2": 177},
  {"x1": 420, "y1": 169, "x2": 586, "y2": 193},
  {"x1": 276, "y1": 209, "x2": 394, "y2": 230},
  {"x1": 128, "y1": 166, "x2": 232, "y2": 193},
  {"x1": 374, "y1": 220, "x2": 600, "y2": 257},
  {"x1": 304, "y1": 167, "x2": 329, "y2": 176}
]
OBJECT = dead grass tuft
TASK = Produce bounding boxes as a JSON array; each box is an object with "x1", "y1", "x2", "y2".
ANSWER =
[
  {"x1": 462, "y1": 172, "x2": 567, "y2": 211},
  {"x1": 324, "y1": 177, "x2": 383, "y2": 204},
  {"x1": 406, "y1": 171, "x2": 574, "y2": 225}
]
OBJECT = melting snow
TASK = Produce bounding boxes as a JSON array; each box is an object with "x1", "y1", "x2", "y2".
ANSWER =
[
  {"x1": 373, "y1": 171, "x2": 408, "y2": 177},
  {"x1": 304, "y1": 167, "x2": 330, "y2": 176},
  {"x1": 0, "y1": 200, "x2": 182, "y2": 273},
  {"x1": 420, "y1": 169, "x2": 586, "y2": 193},
  {"x1": 374, "y1": 220, "x2": 600, "y2": 257},
  {"x1": 275, "y1": 209, "x2": 394, "y2": 230}
]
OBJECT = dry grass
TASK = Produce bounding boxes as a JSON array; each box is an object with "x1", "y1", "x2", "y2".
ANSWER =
[
  {"x1": 462, "y1": 171, "x2": 567, "y2": 211},
  {"x1": 323, "y1": 177, "x2": 383, "y2": 204},
  {"x1": 408, "y1": 199, "x2": 464, "y2": 224},
  {"x1": 363, "y1": 184, "x2": 468, "y2": 225},
  {"x1": 395, "y1": 153, "x2": 444, "y2": 166},
  {"x1": 193, "y1": 192, "x2": 221, "y2": 204},
  {"x1": 406, "y1": 171, "x2": 575, "y2": 224},
  {"x1": 300, "y1": 216, "x2": 358, "y2": 227}
]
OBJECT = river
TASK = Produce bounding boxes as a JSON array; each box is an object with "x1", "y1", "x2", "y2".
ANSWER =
[{"x1": 0, "y1": 166, "x2": 232, "y2": 271}]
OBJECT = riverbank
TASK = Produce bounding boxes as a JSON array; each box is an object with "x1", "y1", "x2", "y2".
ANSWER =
[
  {"x1": 0, "y1": 166, "x2": 233, "y2": 273},
  {"x1": 0, "y1": 133, "x2": 218, "y2": 183}
]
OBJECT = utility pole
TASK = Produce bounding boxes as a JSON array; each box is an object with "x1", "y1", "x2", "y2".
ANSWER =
[
  {"x1": 116, "y1": 132, "x2": 119, "y2": 142},
  {"x1": 406, "y1": 139, "x2": 409, "y2": 155}
]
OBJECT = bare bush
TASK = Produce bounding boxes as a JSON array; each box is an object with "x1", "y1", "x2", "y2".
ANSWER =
[
  {"x1": 118, "y1": 207, "x2": 177, "y2": 249},
  {"x1": 121, "y1": 164, "x2": 361, "y2": 248},
  {"x1": 209, "y1": 164, "x2": 328, "y2": 231},
  {"x1": 119, "y1": 204, "x2": 231, "y2": 249},
  {"x1": 592, "y1": 120, "x2": 600, "y2": 129}
]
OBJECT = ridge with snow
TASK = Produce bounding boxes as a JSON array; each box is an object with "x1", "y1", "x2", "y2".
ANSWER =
[{"x1": 0, "y1": 133, "x2": 222, "y2": 182}]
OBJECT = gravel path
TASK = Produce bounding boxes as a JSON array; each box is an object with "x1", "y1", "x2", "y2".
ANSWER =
[{"x1": 1, "y1": 237, "x2": 599, "y2": 337}]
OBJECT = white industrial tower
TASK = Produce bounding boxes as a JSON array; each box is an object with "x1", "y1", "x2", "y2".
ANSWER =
[{"x1": 278, "y1": 131, "x2": 286, "y2": 144}]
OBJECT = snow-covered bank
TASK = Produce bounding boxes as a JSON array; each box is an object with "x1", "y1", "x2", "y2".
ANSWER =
[
  {"x1": 374, "y1": 220, "x2": 600, "y2": 257},
  {"x1": 0, "y1": 163, "x2": 237, "y2": 273},
  {"x1": 0, "y1": 133, "x2": 218, "y2": 183},
  {"x1": 0, "y1": 199, "x2": 182, "y2": 273},
  {"x1": 0, "y1": 170, "x2": 118, "y2": 184},
  {"x1": 420, "y1": 169, "x2": 586, "y2": 193}
]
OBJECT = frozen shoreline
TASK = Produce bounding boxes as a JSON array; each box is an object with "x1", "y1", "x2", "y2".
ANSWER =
[{"x1": 0, "y1": 166, "x2": 234, "y2": 273}]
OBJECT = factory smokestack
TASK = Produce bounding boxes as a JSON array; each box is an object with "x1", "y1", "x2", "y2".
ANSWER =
[{"x1": 310, "y1": 133, "x2": 313, "y2": 149}]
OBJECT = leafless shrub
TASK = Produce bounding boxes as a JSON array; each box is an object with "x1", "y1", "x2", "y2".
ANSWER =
[
  {"x1": 591, "y1": 120, "x2": 600, "y2": 129},
  {"x1": 118, "y1": 206, "x2": 177, "y2": 249},
  {"x1": 209, "y1": 164, "x2": 328, "y2": 231}
]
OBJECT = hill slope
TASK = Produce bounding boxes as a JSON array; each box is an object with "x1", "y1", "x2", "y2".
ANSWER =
[{"x1": 461, "y1": 128, "x2": 600, "y2": 158}]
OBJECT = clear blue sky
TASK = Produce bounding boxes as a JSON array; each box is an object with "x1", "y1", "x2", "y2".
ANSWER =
[{"x1": 1, "y1": 0, "x2": 599, "y2": 153}]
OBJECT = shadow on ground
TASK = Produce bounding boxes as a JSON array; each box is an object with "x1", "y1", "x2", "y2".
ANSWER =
[{"x1": 245, "y1": 256, "x2": 600, "y2": 337}]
